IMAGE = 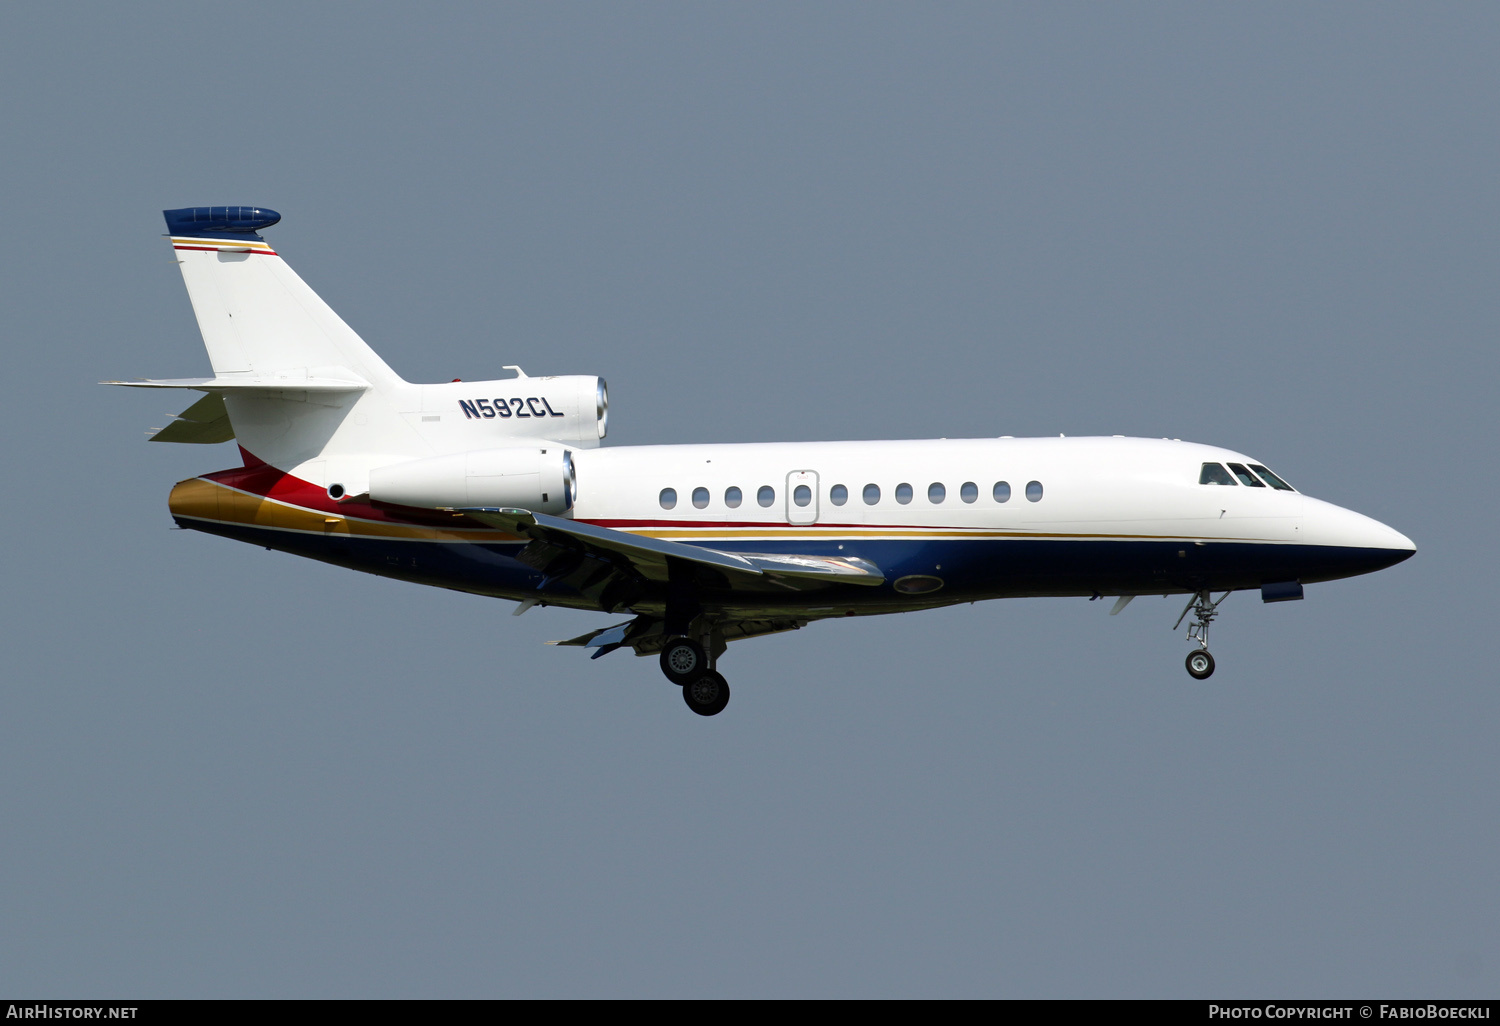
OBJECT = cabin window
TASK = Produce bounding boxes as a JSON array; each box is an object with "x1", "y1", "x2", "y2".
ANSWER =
[
  {"x1": 928, "y1": 482, "x2": 946, "y2": 503},
  {"x1": 960, "y1": 481, "x2": 978, "y2": 503},
  {"x1": 692, "y1": 487, "x2": 710, "y2": 509},
  {"x1": 793, "y1": 484, "x2": 812, "y2": 507},
  {"x1": 1227, "y1": 462, "x2": 1266, "y2": 487},
  {"x1": 863, "y1": 484, "x2": 881, "y2": 505},
  {"x1": 1199, "y1": 463, "x2": 1236, "y2": 486},
  {"x1": 659, "y1": 487, "x2": 677, "y2": 509},
  {"x1": 993, "y1": 481, "x2": 1011, "y2": 503},
  {"x1": 895, "y1": 483, "x2": 913, "y2": 504},
  {"x1": 1250, "y1": 464, "x2": 1295, "y2": 491},
  {"x1": 725, "y1": 486, "x2": 742, "y2": 508},
  {"x1": 830, "y1": 484, "x2": 849, "y2": 506},
  {"x1": 757, "y1": 485, "x2": 775, "y2": 507},
  {"x1": 1026, "y1": 480, "x2": 1043, "y2": 502}
]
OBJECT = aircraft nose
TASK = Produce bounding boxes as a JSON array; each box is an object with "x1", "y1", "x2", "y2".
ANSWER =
[{"x1": 1301, "y1": 497, "x2": 1416, "y2": 570}]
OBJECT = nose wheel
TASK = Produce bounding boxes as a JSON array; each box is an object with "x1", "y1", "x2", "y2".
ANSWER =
[{"x1": 1185, "y1": 649, "x2": 1215, "y2": 680}]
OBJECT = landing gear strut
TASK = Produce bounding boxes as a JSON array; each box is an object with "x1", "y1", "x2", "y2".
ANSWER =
[{"x1": 1174, "y1": 589, "x2": 1229, "y2": 680}]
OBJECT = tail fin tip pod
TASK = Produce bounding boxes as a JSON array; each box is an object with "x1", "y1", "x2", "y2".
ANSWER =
[{"x1": 163, "y1": 206, "x2": 281, "y2": 239}]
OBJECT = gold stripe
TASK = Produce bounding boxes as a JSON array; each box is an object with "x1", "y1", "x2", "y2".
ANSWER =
[
  {"x1": 170, "y1": 478, "x2": 522, "y2": 542},
  {"x1": 624, "y1": 527, "x2": 1274, "y2": 543},
  {"x1": 170, "y1": 236, "x2": 275, "y2": 250}
]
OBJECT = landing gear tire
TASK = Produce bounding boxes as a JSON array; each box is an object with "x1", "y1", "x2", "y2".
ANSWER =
[
  {"x1": 682, "y1": 671, "x2": 730, "y2": 717},
  {"x1": 659, "y1": 637, "x2": 707, "y2": 685},
  {"x1": 1185, "y1": 649, "x2": 1216, "y2": 680}
]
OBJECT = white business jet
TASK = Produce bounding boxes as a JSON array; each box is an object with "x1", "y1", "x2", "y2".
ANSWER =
[{"x1": 107, "y1": 207, "x2": 1415, "y2": 716}]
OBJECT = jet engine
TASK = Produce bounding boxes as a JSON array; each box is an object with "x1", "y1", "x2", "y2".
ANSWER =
[
  {"x1": 369, "y1": 447, "x2": 575, "y2": 514},
  {"x1": 418, "y1": 375, "x2": 607, "y2": 448}
]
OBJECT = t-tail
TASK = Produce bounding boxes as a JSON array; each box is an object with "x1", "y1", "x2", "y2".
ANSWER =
[{"x1": 106, "y1": 206, "x2": 606, "y2": 510}]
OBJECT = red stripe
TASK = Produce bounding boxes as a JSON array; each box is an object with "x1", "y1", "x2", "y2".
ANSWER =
[
  {"x1": 204, "y1": 455, "x2": 486, "y2": 528},
  {"x1": 588, "y1": 518, "x2": 784, "y2": 530}
]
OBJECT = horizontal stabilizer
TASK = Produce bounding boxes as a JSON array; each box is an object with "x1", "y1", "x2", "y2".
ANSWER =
[
  {"x1": 150, "y1": 392, "x2": 234, "y2": 444},
  {"x1": 102, "y1": 375, "x2": 368, "y2": 393}
]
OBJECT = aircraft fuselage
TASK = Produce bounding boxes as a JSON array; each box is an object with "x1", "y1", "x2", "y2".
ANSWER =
[{"x1": 170, "y1": 435, "x2": 1413, "y2": 618}]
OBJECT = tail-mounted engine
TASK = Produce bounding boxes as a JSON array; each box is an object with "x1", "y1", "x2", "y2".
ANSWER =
[
  {"x1": 369, "y1": 447, "x2": 576, "y2": 514},
  {"x1": 419, "y1": 375, "x2": 607, "y2": 448}
]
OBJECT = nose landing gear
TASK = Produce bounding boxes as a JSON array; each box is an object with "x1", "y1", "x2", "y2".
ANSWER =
[
  {"x1": 1174, "y1": 589, "x2": 1229, "y2": 680},
  {"x1": 1185, "y1": 648, "x2": 1216, "y2": 680}
]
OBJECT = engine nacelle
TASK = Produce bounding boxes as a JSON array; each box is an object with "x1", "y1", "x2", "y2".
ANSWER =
[
  {"x1": 418, "y1": 375, "x2": 607, "y2": 448},
  {"x1": 369, "y1": 447, "x2": 575, "y2": 514}
]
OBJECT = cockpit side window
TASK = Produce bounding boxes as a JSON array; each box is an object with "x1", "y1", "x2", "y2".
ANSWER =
[
  {"x1": 1199, "y1": 463, "x2": 1236, "y2": 486},
  {"x1": 1226, "y1": 462, "x2": 1265, "y2": 487},
  {"x1": 1250, "y1": 464, "x2": 1295, "y2": 491}
]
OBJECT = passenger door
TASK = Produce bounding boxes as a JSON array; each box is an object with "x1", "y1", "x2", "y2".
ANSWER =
[{"x1": 785, "y1": 470, "x2": 819, "y2": 526}]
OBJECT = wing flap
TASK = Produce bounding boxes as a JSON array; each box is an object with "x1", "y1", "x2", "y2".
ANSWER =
[{"x1": 549, "y1": 614, "x2": 808, "y2": 658}]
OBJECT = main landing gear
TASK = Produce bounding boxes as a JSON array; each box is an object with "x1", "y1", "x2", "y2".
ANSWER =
[
  {"x1": 660, "y1": 637, "x2": 731, "y2": 716},
  {"x1": 682, "y1": 670, "x2": 731, "y2": 716},
  {"x1": 1174, "y1": 589, "x2": 1229, "y2": 680}
]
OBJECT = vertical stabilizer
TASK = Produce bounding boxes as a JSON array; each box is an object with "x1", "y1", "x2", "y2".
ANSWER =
[
  {"x1": 158, "y1": 207, "x2": 426, "y2": 474},
  {"x1": 164, "y1": 207, "x2": 403, "y2": 389}
]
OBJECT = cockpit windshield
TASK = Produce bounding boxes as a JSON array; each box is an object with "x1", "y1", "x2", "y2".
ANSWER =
[
  {"x1": 1200, "y1": 460, "x2": 1297, "y2": 491},
  {"x1": 1249, "y1": 464, "x2": 1295, "y2": 491},
  {"x1": 1226, "y1": 462, "x2": 1265, "y2": 487},
  {"x1": 1199, "y1": 463, "x2": 1236, "y2": 486}
]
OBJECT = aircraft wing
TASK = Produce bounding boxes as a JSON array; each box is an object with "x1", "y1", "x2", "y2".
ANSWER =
[{"x1": 457, "y1": 507, "x2": 885, "y2": 589}]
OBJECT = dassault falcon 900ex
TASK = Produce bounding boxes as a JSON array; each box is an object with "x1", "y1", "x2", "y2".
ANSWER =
[{"x1": 108, "y1": 206, "x2": 1415, "y2": 716}]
